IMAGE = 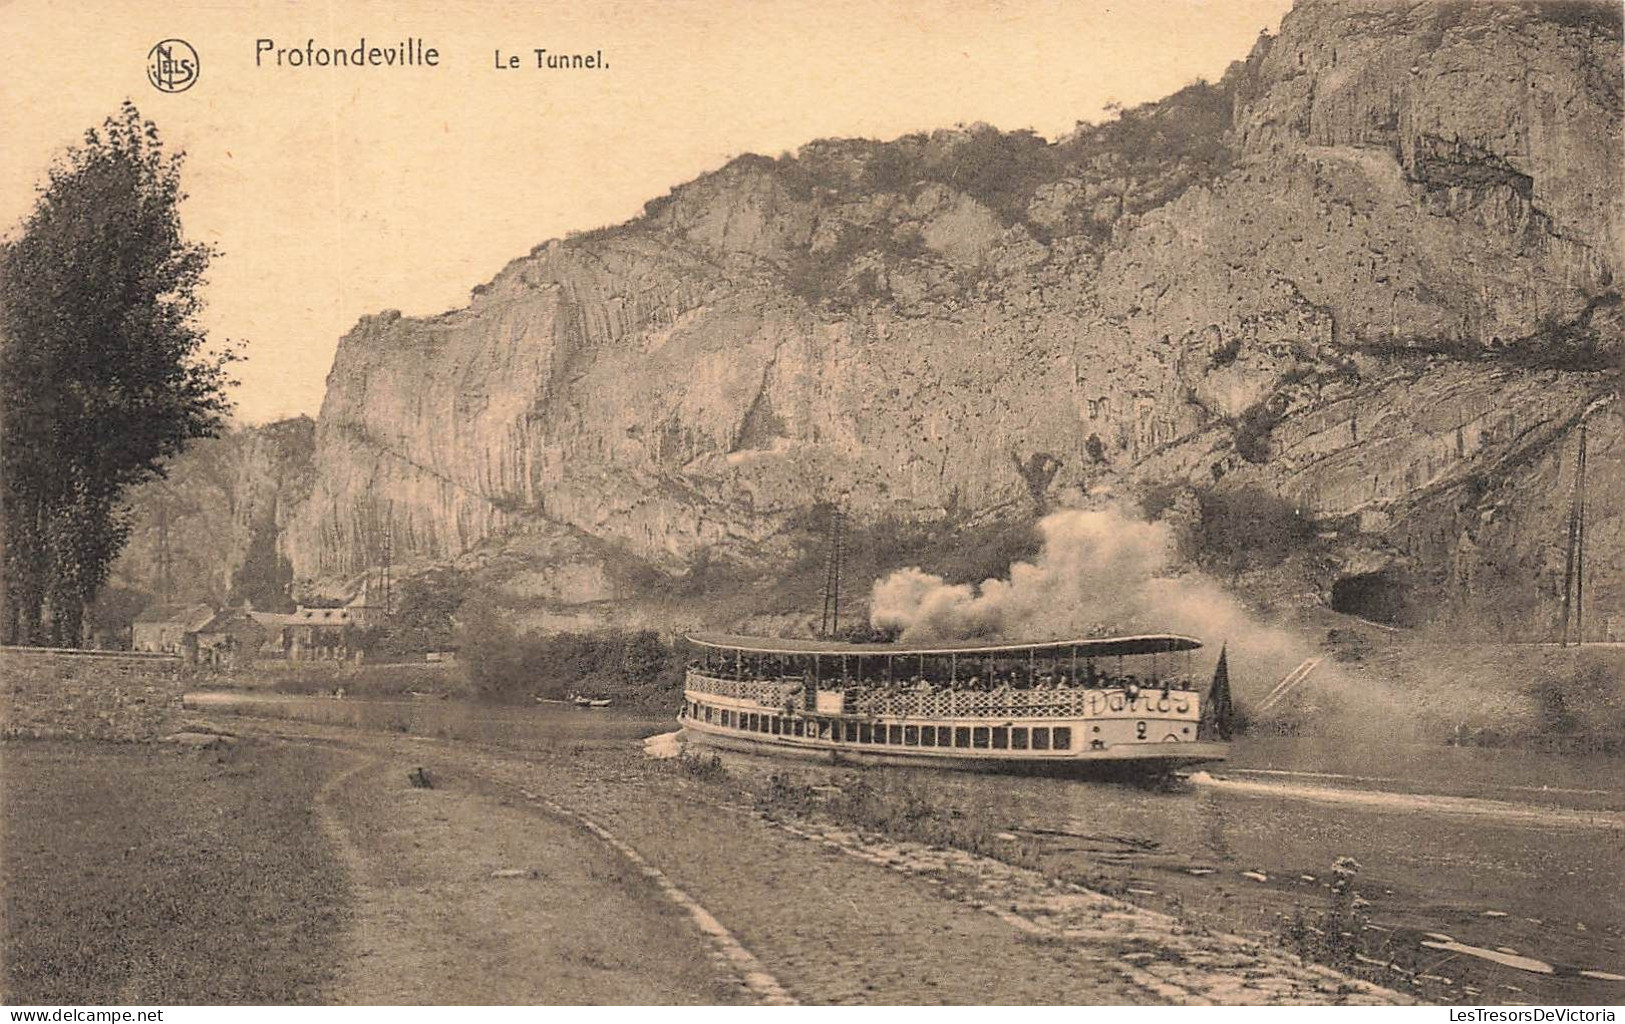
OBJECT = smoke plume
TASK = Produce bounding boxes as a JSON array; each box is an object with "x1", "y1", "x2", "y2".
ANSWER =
[{"x1": 869, "y1": 507, "x2": 1358, "y2": 710}]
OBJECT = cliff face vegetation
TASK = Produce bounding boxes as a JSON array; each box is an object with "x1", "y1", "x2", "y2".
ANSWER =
[{"x1": 257, "y1": 0, "x2": 1619, "y2": 637}]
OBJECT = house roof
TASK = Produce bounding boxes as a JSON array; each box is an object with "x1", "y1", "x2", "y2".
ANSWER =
[
  {"x1": 295, "y1": 606, "x2": 351, "y2": 623},
  {"x1": 248, "y1": 611, "x2": 301, "y2": 627},
  {"x1": 250, "y1": 606, "x2": 353, "y2": 627},
  {"x1": 132, "y1": 603, "x2": 215, "y2": 628},
  {"x1": 196, "y1": 608, "x2": 266, "y2": 634}
]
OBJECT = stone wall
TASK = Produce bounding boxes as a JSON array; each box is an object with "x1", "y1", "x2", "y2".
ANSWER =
[{"x1": 0, "y1": 646, "x2": 185, "y2": 742}]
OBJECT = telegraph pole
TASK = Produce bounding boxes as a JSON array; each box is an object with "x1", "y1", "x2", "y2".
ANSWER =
[
  {"x1": 1559, "y1": 423, "x2": 1588, "y2": 647},
  {"x1": 155, "y1": 491, "x2": 174, "y2": 603},
  {"x1": 819, "y1": 503, "x2": 844, "y2": 638},
  {"x1": 378, "y1": 502, "x2": 394, "y2": 618}
]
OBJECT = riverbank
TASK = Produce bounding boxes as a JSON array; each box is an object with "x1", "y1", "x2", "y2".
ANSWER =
[
  {"x1": 666, "y1": 745, "x2": 1622, "y2": 1004},
  {"x1": 11, "y1": 694, "x2": 1616, "y2": 1005},
  {"x1": 156, "y1": 709, "x2": 1415, "y2": 1004},
  {"x1": 194, "y1": 692, "x2": 1625, "y2": 1001}
]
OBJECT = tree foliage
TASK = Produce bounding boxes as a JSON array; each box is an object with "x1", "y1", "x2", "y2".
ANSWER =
[
  {"x1": 1, "y1": 101, "x2": 238, "y2": 644},
  {"x1": 368, "y1": 567, "x2": 465, "y2": 656},
  {"x1": 459, "y1": 610, "x2": 683, "y2": 708},
  {"x1": 1187, "y1": 485, "x2": 1319, "y2": 577}
]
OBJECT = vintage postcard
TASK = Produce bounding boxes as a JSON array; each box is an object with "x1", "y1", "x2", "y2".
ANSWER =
[{"x1": 1, "y1": 0, "x2": 1621, "y2": 1011}]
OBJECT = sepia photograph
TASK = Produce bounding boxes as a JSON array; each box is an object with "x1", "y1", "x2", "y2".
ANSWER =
[{"x1": 1, "y1": 0, "x2": 1621, "y2": 1012}]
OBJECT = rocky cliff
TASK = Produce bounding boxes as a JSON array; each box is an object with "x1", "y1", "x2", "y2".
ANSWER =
[
  {"x1": 282, "y1": 0, "x2": 1623, "y2": 637},
  {"x1": 109, "y1": 417, "x2": 315, "y2": 617}
]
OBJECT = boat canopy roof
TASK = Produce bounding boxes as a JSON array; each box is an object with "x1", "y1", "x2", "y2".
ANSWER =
[{"x1": 685, "y1": 632, "x2": 1203, "y2": 658}]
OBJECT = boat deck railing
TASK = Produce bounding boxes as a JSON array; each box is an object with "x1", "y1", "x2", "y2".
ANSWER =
[
  {"x1": 686, "y1": 671, "x2": 1197, "y2": 719},
  {"x1": 854, "y1": 688, "x2": 1091, "y2": 718},
  {"x1": 685, "y1": 675, "x2": 801, "y2": 707}
]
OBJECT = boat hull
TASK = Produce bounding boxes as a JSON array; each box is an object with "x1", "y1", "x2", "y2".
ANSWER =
[{"x1": 679, "y1": 719, "x2": 1227, "y2": 775}]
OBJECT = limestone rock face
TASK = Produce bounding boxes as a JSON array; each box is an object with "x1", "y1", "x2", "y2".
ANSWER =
[
  {"x1": 113, "y1": 417, "x2": 315, "y2": 612},
  {"x1": 281, "y1": 0, "x2": 1622, "y2": 632}
]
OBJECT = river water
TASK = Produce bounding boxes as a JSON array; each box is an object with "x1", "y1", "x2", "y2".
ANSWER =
[{"x1": 188, "y1": 691, "x2": 1623, "y2": 1004}]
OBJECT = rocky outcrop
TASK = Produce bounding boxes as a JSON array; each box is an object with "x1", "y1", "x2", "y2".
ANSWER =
[
  {"x1": 111, "y1": 417, "x2": 315, "y2": 613},
  {"x1": 283, "y1": 0, "x2": 1623, "y2": 634}
]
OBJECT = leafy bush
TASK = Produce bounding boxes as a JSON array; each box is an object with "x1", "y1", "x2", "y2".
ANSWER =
[
  {"x1": 1138, "y1": 480, "x2": 1189, "y2": 521},
  {"x1": 1208, "y1": 334, "x2": 1242, "y2": 369},
  {"x1": 675, "y1": 751, "x2": 726, "y2": 783},
  {"x1": 1085, "y1": 434, "x2": 1108, "y2": 463},
  {"x1": 917, "y1": 518, "x2": 1042, "y2": 587},
  {"x1": 1231, "y1": 400, "x2": 1282, "y2": 464},
  {"x1": 1279, "y1": 856, "x2": 1379, "y2": 978},
  {"x1": 460, "y1": 616, "x2": 684, "y2": 708},
  {"x1": 674, "y1": 545, "x2": 755, "y2": 599},
  {"x1": 1504, "y1": 294, "x2": 1620, "y2": 372},
  {"x1": 1534, "y1": 678, "x2": 1579, "y2": 735},
  {"x1": 264, "y1": 662, "x2": 462, "y2": 698},
  {"x1": 1528, "y1": 650, "x2": 1625, "y2": 738},
  {"x1": 1344, "y1": 294, "x2": 1621, "y2": 370},
  {"x1": 367, "y1": 567, "x2": 466, "y2": 656},
  {"x1": 1186, "y1": 486, "x2": 1318, "y2": 576}
]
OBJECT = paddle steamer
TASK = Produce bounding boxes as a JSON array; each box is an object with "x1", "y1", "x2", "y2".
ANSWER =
[{"x1": 678, "y1": 632, "x2": 1231, "y2": 773}]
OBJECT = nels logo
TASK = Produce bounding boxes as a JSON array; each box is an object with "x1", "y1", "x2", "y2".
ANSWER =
[{"x1": 147, "y1": 39, "x2": 199, "y2": 93}]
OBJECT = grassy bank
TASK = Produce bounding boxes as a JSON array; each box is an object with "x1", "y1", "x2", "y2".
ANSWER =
[
  {"x1": 1295, "y1": 635, "x2": 1625, "y2": 748},
  {"x1": 1, "y1": 740, "x2": 351, "y2": 1003}
]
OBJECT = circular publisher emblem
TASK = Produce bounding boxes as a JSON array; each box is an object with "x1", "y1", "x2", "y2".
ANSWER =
[{"x1": 147, "y1": 39, "x2": 200, "y2": 93}]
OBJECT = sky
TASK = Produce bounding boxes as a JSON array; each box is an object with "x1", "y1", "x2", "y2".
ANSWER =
[{"x1": 2, "y1": 0, "x2": 1293, "y2": 425}]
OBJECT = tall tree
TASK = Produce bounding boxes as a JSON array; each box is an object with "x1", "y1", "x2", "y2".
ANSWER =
[{"x1": 1, "y1": 101, "x2": 239, "y2": 645}]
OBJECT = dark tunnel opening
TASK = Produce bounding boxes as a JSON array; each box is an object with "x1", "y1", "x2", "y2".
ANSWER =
[{"x1": 1330, "y1": 570, "x2": 1422, "y2": 627}]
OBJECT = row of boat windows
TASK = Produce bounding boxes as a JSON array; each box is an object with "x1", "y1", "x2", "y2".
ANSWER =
[{"x1": 687, "y1": 701, "x2": 1073, "y2": 752}]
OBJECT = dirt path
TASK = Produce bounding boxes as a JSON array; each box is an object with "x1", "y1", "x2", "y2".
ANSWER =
[
  {"x1": 208, "y1": 715, "x2": 1408, "y2": 1005},
  {"x1": 306, "y1": 741, "x2": 746, "y2": 1004}
]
